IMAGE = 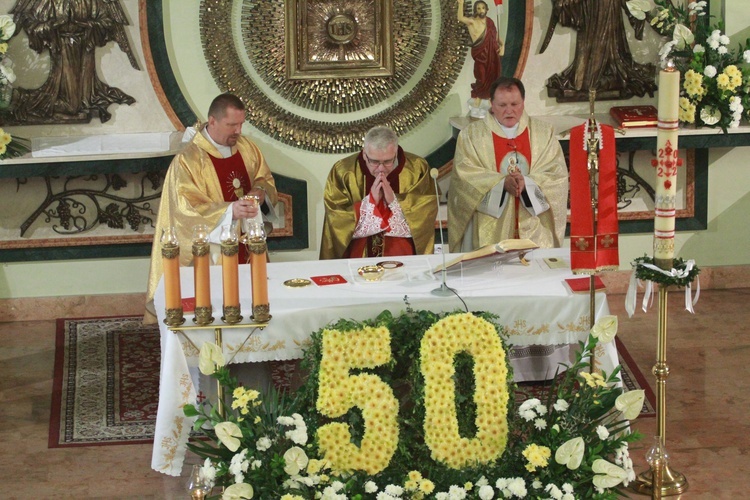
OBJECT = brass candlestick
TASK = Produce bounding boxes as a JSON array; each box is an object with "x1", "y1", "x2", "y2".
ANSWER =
[
  {"x1": 632, "y1": 285, "x2": 689, "y2": 496},
  {"x1": 220, "y1": 224, "x2": 243, "y2": 325},
  {"x1": 161, "y1": 226, "x2": 184, "y2": 327},
  {"x1": 192, "y1": 225, "x2": 214, "y2": 326}
]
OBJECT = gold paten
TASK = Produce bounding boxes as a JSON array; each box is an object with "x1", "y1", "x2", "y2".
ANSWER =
[{"x1": 284, "y1": 278, "x2": 312, "y2": 288}]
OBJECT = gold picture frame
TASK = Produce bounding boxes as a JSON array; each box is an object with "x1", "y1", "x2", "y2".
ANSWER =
[{"x1": 285, "y1": 0, "x2": 393, "y2": 80}]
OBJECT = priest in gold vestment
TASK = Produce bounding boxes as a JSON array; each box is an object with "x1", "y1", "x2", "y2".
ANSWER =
[
  {"x1": 320, "y1": 126, "x2": 437, "y2": 259},
  {"x1": 145, "y1": 94, "x2": 277, "y2": 321},
  {"x1": 448, "y1": 78, "x2": 568, "y2": 251}
]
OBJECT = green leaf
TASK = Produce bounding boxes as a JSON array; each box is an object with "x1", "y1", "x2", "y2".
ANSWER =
[{"x1": 183, "y1": 404, "x2": 199, "y2": 417}]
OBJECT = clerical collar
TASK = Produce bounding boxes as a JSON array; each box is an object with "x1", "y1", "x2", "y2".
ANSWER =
[
  {"x1": 498, "y1": 122, "x2": 519, "y2": 139},
  {"x1": 202, "y1": 127, "x2": 233, "y2": 158}
]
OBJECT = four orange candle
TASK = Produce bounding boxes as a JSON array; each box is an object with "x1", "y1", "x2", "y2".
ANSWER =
[
  {"x1": 192, "y1": 225, "x2": 211, "y2": 309},
  {"x1": 161, "y1": 226, "x2": 181, "y2": 311}
]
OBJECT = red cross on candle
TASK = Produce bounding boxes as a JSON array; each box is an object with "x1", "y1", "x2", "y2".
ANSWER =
[{"x1": 196, "y1": 392, "x2": 206, "y2": 403}]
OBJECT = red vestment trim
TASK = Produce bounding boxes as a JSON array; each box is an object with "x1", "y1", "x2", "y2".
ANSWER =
[
  {"x1": 209, "y1": 152, "x2": 253, "y2": 263},
  {"x1": 492, "y1": 129, "x2": 531, "y2": 239},
  {"x1": 569, "y1": 123, "x2": 620, "y2": 273}
]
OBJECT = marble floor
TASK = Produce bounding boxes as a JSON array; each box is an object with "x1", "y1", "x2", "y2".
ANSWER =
[{"x1": 0, "y1": 289, "x2": 747, "y2": 498}]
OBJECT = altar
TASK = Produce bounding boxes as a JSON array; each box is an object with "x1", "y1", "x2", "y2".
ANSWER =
[{"x1": 151, "y1": 248, "x2": 615, "y2": 475}]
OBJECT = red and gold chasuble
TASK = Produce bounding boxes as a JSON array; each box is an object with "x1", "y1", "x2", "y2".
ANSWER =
[
  {"x1": 492, "y1": 129, "x2": 532, "y2": 239},
  {"x1": 345, "y1": 147, "x2": 416, "y2": 258},
  {"x1": 568, "y1": 122, "x2": 619, "y2": 273},
  {"x1": 209, "y1": 152, "x2": 253, "y2": 263}
]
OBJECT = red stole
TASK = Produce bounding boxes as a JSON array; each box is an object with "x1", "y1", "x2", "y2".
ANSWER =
[
  {"x1": 344, "y1": 147, "x2": 416, "y2": 258},
  {"x1": 209, "y1": 152, "x2": 253, "y2": 263},
  {"x1": 569, "y1": 122, "x2": 619, "y2": 273},
  {"x1": 492, "y1": 129, "x2": 532, "y2": 239}
]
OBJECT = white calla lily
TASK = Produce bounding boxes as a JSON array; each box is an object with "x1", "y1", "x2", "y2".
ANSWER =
[
  {"x1": 222, "y1": 482, "x2": 254, "y2": 499},
  {"x1": 615, "y1": 390, "x2": 646, "y2": 420},
  {"x1": 554, "y1": 436, "x2": 585, "y2": 470},
  {"x1": 199, "y1": 342, "x2": 226, "y2": 375},
  {"x1": 591, "y1": 315, "x2": 618, "y2": 343},
  {"x1": 283, "y1": 446, "x2": 309, "y2": 476},
  {"x1": 626, "y1": 0, "x2": 651, "y2": 20},
  {"x1": 592, "y1": 459, "x2": 628, "y2": 489},
  {"x1": 0, "y1": 15, "x2": 16, "y2": 41},
  {"x1": 215, "y1": 421, "x2": 243, "y2": 452}
]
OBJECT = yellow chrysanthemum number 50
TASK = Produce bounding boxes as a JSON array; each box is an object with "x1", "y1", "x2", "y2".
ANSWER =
[
  {"x1": 421, "y1": 313, "x2": 509, "y2": 469},
  {"x1": 316, "y1": 326, "x2": 399, "y2": 475}
]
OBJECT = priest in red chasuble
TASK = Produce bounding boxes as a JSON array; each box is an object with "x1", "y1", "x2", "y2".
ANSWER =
[
  {"x1": 320, "y1": 126, "x2": 437, "y2": 259},
  {"x1": 448, "y1": 77, "x2": 568, "y2": 251},
  {"x1": 145, "y1": 93, "x2": 277, "y2": 321}
]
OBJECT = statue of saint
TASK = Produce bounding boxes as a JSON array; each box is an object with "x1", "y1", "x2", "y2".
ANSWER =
[
  {"x1": 8, "y1": 0, "x2": 140, "y2": 124},
  {"x1": 457, "y1": 0, "x2": 503, "y2": 101},
  {"x1": 541, "y1": 0, "x2": 656, "y2": 102}
]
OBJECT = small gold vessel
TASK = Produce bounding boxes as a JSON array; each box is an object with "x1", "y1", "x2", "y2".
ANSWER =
[{"x1": 358, "y1": 265, "x2": 385, "y2": 281}]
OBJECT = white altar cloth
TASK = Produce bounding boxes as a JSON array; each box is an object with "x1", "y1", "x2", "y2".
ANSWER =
[{"x1": 152, "y1": 248, "x2": 614, "y2": 475}]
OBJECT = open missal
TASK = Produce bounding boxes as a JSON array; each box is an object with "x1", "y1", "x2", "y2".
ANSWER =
[
  {"x1": 433, "y1": 239, "x2": 538, "y2": 273},
  {"x1": 609, "y1": 105, "x2": 658, "y2": 128}
]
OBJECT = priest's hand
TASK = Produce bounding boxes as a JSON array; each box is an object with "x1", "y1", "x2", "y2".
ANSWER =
[
  {"x1": 231, "y1": 198, "x2": 259, "y2": 220},
  {"x1": 504, "y1": 171, "x2": 526, "y2": 197},
  {"x1": 371, "y1": 172, "x2": 395, "y2": 205}
]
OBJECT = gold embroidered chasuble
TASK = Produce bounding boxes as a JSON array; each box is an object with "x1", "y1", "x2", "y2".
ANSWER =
[
  {"x1": 145, "y1": 126, "x2": 277, "y2": 318},
  {"x1": 447, "y1": 112, "x2": 568, "y2": 250},
  {"x1": 320, "y1": 150, "x2": 437, "y2": 259}
]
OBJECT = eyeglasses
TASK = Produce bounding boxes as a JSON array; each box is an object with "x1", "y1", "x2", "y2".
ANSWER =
[{"x1": 364, "y1": 152, "x2": 397, "y2": 168}]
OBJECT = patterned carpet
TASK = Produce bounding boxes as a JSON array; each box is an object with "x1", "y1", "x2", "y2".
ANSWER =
[{"x1": 49, "y1": 317, "x2": 654, "y2": 447}]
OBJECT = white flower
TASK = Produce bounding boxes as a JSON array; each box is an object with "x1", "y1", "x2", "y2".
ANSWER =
[
  {"x1": 448, "y1": 485, "x2": 467, "y2": 499},
  {"x1": 707, "y1": 37, "x2": 720, "y2": 50},
  {"x1": 229, "y1": 449, "x2": 249, "y2": 484},
  {"x1": 534, "y1": 418, "x2": 547, "y2": 430},
  {"x1": 277, "y1": 416, "x2": 295, "y2": 426},
  {"x1": 200, "y1": 458, "x2": 217, "y2": 487},
  {"x1": 553, "y1": 399, "x2": 569, "y2": 412},
  {"x1": 436, "y1": 494, "x2": 449, "y2": 500},
  {"x1": 658, "y1": 40, "x2": 676, "y2": 62},
  {"x1": 256, "y1": 436, "x2": 272, "y2": 452},
  {"x1": 385, "y1": 484, "x2": 404, "y2": 497},
  {"x1": 700, "y1": 106, "x2": 721, "y2": 126},
  {"x1": 283, "y1": 446, "x2": 309, "y2": 476},
  {"x1": 286, "y1": 428, "x2": 308, "y2": 445},
  {"x1": 215, "y1": 422, "x2": 243, "y2": 452},
  {"x1": 704, "y1": 65, "x2": 717, "y2": 78},
  {"x1": 520, "y1": 409, "x2": 536, "y2": 422},
  {"x1": 364, "y1": 481, "x2": 379, "y2": 493},
  {"x1": 719, "y1": 34, "x2": 730, "y2": 45},
  {"x1": 0, "y1": 58, "x2": 16, "y2": 84},
  {"x1": 376, "y1": 494, "x2": 393, "y2": 500},
  {"x1": 555, "y1": 437, "x2": 585, "y2": 470},
  {"x1": 545, "y1": 484, "x2": 563, "y2": 500},
  {"x1": 592, "y1": 459, "x2": 628, "y2": 490},
  {"x1": 591, "y1": 315, "x2": 618, "y2": 343},
  {"x1": 562, "y1": 483, "x2": 573, "y2": 494},
  {"x1": 532, "y1": 480, "x2": 543, "y2": 490},
  {"x1": 616, "y1": 390, "x2": 646, "y2": 420},
  {"x1": 223, "y1": 482, "x2": 254, "y2": 500},
  {"x1": 672, "y1": 24, "x2": 694, "y2": 50},
  {"x1": 729, "y1": 96, "x2": 742, "y2": 112},
  {"x1": 718, "y1": 46, "x2": 728, "y2": 55},
  {"x1": 495, "y1": 478, "x2": 509, "y2": 489},
  {"x1": 476, "y1": 476, "x2": 489, "y2": 487},
  {"x1": 688, "y1": 1, "x2": 706, "y2": 15},
  {"x1": 693, "y1": 44, "x2": 705, "y2": 53},
  {"x1": 597, "y1": 425, "x2": 610, "y2": 440},
  {"x1": 508, "y1": 478, "x2": 527, "y2": 497},
  {"x1": 519, "y1": 398, "x2": 541, "y2": 412},
  {"x1": 0, "y1": 15, "x2": 16, "y2": 41},
  {"x1": 198, "y1": 342, "x2": 225, "y2": 375},
  {"x1": 626, "y1": 0, "x2": 650, "y2": 20},
  {"x1": 744, "y1": 50, "x2": 750, "y2": 63},
  {"x1": 478, "y1": 485, "x2": 494, "y2": 500},
  {"x1": 250, "y1": 460, "x2": 261, "y2": 470}
]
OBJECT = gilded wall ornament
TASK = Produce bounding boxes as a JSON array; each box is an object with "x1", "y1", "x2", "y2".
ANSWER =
[{"x1": 199, "y1": 0, "x2": 467, "y2": 153}]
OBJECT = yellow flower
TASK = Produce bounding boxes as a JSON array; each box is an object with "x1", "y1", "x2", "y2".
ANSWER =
[
  {"x1": 420, "y1": 479, "x2": 435, "y2": 494},
  {"x1": 522, "y1": 443, "x2": 551, "y2": 471},
  {"x1": 405, "y1": 479, "x2": 419, "y2": 491},
  {"x1": 716, "y1": 73, "x2": 731, "y2": 90},
  {"x1": 0, "y1": 43, "x2": 7, "y2": 54},
  {"x1": 408, "y1": 470, "x2": 422, "y2": 482},
  {"x1": 679, "y1": 97, "x2": 696, "y2": 123},
  {"x1": 0, "y1": 143, "x2": 6, "y2": 155}
]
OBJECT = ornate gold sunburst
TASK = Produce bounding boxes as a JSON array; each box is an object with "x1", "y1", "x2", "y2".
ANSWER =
[{"x1": 199, "y1": 0, "x2": 468, "y2": 153}]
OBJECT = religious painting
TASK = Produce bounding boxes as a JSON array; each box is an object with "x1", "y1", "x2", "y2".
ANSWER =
[{"x1": 285, "y1": 0, "x2": 393, "y2": 80}]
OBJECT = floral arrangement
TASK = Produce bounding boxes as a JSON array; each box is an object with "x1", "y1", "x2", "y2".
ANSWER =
[
  {"x1": 627, "y1": 0, "x2": 750, "y2": 130},
  {"x1": 632, "y1": 255, "x2": 700, "y2": 287},
  {"x1": 0, "y1": 14, "x2": 28, "y2": 160},
  {"x1": 186, "y1": 309, "x2": 644, "y2": 499}
]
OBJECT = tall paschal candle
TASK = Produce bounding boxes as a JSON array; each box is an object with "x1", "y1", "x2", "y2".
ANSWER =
[{"x1": 653, "y1": 61, "x2": 681, "y2": 270}]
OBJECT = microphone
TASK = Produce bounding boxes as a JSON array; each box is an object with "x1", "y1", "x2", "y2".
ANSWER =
[{"x1": 430, "y1": 168, "x2": 456, "y2": 297}]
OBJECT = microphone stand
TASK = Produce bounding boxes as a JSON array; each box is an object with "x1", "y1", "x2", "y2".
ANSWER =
[{"x1": 430, "y1": 169, "x2": 456, "y2": 297}]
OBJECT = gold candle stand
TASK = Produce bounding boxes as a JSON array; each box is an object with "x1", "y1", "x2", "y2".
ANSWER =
[
  {"x1": 162, "y1": 240, "x2": 185, "y2": 327},
  {"x1": 632, "y1": 285, "x2": 689, "y2": 496},
  {"x1": 248, "y1": 237, "x2": 271, "y2": 323},
  {"x1": 170, "y1": 322, "x2": 268, "y2": 419}
]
